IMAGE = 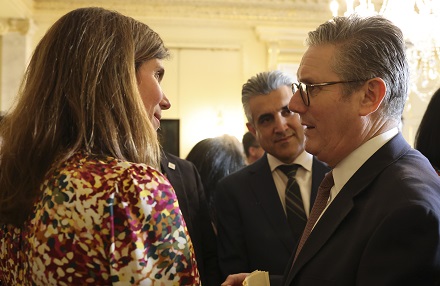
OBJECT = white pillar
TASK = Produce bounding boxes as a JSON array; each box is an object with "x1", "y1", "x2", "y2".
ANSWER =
[{"x1": 0, "y1": 18, "x2": 33, "y2": 113}]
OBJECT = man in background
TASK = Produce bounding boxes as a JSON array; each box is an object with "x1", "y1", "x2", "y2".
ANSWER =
[
  {"x1": 160, "y1": 152, "x2": 220, "y2": 286},
  {"x1": 215, "y1": 70, "x2": 329, "y2": 285},
  {"x1": 242, "y1": 131, "x2": 264, "y2": 165},
  {"x1": 158, "y1": 98, "x2": 220, "y2": 286}
]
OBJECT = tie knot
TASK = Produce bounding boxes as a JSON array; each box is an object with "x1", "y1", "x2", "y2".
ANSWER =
[{"x1": 278, "y1": 164, "x2": 300, "y2": 177}]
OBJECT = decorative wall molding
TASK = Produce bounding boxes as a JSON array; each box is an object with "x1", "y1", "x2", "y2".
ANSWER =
[
  {"x1": 256, "y1": 26, "x2": 309, "y2": 43},
  {"x1": 0, "y1": 18, "x2": 32, "y2": 35},
  {"x1": 32, "y1": 0, "x2": 332, "y2": 26},
  {"x1": 0, "y1": 0, "x2": 424, "y2": 148}
]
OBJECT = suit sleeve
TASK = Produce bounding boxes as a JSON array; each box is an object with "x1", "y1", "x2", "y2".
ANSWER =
[
  {"x1": 190, "y1": 162, "x2": 222, "y2": 286},
  {"x1": 357, "y1": 202, "x2": 440, "y2": 285},
  {"x1": 215, "y1": 177, "x2": 250, "y2": 279}
]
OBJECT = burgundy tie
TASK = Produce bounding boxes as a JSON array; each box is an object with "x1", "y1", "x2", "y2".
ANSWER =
[{"x1": 293, "y1": 170, "x2": 334, "y2": 263}]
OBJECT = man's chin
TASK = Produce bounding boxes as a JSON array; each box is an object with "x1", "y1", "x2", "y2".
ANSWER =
[{"x1": 304, "y1": 141, "x2": 319, "y2": 156}]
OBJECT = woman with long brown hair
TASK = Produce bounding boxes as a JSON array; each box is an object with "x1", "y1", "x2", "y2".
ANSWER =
[{"x1": 0, "y1": 7, "x2": 199, "y2": 285}]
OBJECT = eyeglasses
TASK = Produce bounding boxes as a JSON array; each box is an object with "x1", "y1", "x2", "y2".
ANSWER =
[{"x1": 292, "y1": 79, "x2": 369, "y2": 106}]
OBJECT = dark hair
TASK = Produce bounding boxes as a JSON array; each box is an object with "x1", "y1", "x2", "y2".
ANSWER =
[
  {"x1": 242, "y1": 70, "x2": 293, "y2": 124},
  {"x1": 242, "y1": 131, "x2": 259, "y2": 158},
  {"x1": 415, "y1": 88, "x2": 440, "y2": 171},
  {"x1": 307, "y1": 14, "x2": 409, "y2": 120},
  {"x1": 186, "y1": 135, "x2": 246, "y2": 226},
  {"x1": 0, "y1": 7, "x2": 169, "y2": 226}
]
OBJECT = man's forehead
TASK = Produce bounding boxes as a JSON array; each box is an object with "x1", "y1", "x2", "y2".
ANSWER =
[{"x1": 298, "y1": 45, "x2": 335, "y2": 80}]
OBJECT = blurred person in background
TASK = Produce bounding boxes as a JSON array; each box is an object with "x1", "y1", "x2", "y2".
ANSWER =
[
  {"x1": 242, "y1": 131, "x2": 265, "y2": 165},
  {"x1": 186, "y1": 134, "x2": 246, "y2": 233},
  {"x1": 415, "y1": 87, "x2": 440, "y2": 175},
  {"x1": 158, "y1": 113, "x2": 220, "y2": 285},
  {"x1": 160, "y1": 150, "x2": 220, "y2": 285}
]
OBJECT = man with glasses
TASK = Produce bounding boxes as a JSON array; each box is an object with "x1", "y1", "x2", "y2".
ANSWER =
[
  {"x1": 216, "y1": 70, "x2": 329, "y2": 285},
  {"x1": 222, "y1": 14, "x2": 440, "y2": 286}
]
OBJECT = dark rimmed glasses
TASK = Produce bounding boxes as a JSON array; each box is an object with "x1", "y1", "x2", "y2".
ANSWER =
[{"x1": 292, "y1": 79, "x2": 370, "y2": 106}]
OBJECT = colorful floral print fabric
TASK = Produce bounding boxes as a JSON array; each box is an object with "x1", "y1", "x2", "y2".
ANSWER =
[{"x1": 0, "y1": 152, "x2": 200, "y2": 285}]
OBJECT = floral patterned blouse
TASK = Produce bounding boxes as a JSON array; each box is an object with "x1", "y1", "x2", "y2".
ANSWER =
[{"x1": 0, "y1": 152, "x2": 200, "y2": 285}]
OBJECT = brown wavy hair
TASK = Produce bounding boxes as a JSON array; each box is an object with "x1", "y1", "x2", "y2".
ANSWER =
[{"x1": 0, "y1": 7, "x2": 169, "y2": 226}]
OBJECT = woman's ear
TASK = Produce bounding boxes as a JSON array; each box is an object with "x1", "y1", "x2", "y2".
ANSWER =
[{"x1": 359, "y1": 77, "x2": 386, "y2": 116}]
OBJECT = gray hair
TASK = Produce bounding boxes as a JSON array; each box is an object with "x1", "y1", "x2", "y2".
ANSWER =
[
  {"x1": 307, "y1": 14, "x2": 409, "y2": 120},
  {"x1": 242, "y1": 70, "x2": 293, "y2": 123}
]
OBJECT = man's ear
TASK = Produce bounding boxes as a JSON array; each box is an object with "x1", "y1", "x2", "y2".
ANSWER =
[
  {"x1": 246, "y1": 122, "x2": 257, "y2": 136},
  {"x1": 359, "y1": 77, "x2": 387, "y2": 116}
]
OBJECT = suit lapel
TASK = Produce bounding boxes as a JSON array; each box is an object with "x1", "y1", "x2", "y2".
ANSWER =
[
  {"x1": 160, "y1": 155, "x2": 193, "y2": 231},
  {"x1": 287, "y1": 134, "x2": 411, "y2": 283},
  {"x1": 248, "y1": 155, "x2": 295, "y2": 252}
]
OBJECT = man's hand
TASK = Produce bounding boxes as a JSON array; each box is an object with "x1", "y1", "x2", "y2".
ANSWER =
[{"x1": 221, "y1": 273, "x2": 249, "y2": 286}]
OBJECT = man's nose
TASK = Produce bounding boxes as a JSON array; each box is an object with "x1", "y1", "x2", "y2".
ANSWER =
[{"x1": 289, "y1": 89, "x2": 306, "y2": 114}]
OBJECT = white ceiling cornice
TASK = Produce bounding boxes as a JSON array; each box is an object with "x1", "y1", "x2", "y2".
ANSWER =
[
  {"x1": 0, "y1": 0, "x2": 32, "y2": 18},
  {"x1": 31, "y1": 0, "x2": 332, "y2": 27}
]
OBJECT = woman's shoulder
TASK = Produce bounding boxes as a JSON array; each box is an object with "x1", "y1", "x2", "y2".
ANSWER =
[
  {"x1": 60, "y1": 151, "x2": 165, "y2": 182},
  {"x1": 45, "y1": 152, "x2": 172, "y2": 201}
]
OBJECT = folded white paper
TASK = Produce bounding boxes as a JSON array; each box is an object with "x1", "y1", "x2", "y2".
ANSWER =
[{"x1": 242, "y1": 270, "x2": 270, "y2": 286}]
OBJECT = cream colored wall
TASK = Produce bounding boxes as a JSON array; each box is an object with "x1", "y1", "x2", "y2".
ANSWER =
[
  {"x1": 0, "y1": 0, "x2": 432, "y2": 157},
  {"x1": 2, "y1": 10, "x2": 271, "y2": 158},
  {"x1": 152, "y1": 24, "x2": 268, "y2": 157},
  {"x1": 161, "y1": 47, "x2": 247, "y2": 158}
]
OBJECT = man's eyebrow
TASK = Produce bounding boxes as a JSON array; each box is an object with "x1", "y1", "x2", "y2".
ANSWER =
[{"x1": 256, "y1": 112, "x2": 273, "y2": 121}]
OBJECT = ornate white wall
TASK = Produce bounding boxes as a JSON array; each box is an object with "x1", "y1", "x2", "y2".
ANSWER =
[{"x1": 0, "y1": 0, "x2": 430, "y2": 155}]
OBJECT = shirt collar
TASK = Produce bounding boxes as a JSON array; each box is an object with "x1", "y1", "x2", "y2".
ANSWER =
[
  {"x1": 267, "y1": 150, "x2": 313, "y2": 173},
  {"x1": 333, "y1": 127, "x2": 399, "y2": 192}
]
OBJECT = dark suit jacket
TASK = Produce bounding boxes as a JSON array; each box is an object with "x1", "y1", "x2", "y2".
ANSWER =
[
  {"x1": 160, "y1": 152, "x2": 220, "y2": 286},
  {"x1": 281, "y1": 134, "x2": 440, "y2": 286},
  {"x1": 215, "y1": 153, "x2": 329, "y2": 284}
]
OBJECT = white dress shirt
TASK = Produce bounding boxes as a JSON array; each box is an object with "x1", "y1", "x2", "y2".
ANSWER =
[
  {"x1": 314, "y1": 128, "x2": 399, "y2": 227},
  {"x1": 268, "y1": 151, "x2": 314, "y2": 217}
]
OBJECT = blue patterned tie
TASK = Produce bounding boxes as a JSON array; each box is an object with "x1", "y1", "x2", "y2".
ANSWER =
[{"x1": 278, "y1": 164, "x2": 307, "y2": 242}]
